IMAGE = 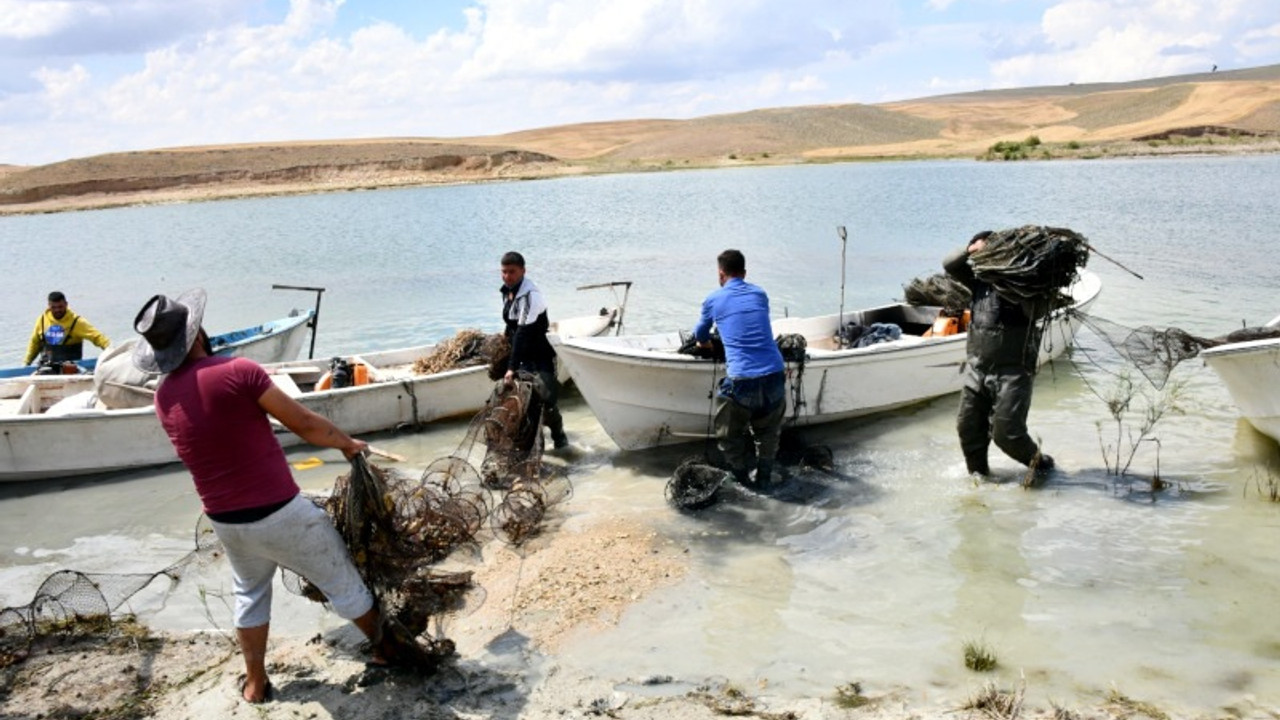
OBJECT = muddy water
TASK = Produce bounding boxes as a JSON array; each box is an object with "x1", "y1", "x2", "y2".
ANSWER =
[{"x1": 2, "y1": 156, "x2": 1280, "y2": 713}]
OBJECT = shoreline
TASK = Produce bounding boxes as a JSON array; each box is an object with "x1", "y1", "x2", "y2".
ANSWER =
[
  {"x1": 3, "y1": 504, "x2": 1277, "y2": 720},
  {"x1": 2, "y1": 139, "x2": 1278, "y2": 217}
]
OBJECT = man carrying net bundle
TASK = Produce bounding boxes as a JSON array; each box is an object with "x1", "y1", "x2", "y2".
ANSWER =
[
  {"x1": 132, "y1": 289, "x2": 399, "y2": 704},
  {"x1": 943, "y1": 228, "x2": 1085, "y2": 477}
]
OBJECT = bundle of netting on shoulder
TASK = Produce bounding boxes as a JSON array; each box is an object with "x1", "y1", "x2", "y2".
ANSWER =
[
  {"x1": 666, "y1": 458, "x2": 731, "y2": 511},
  {"x1": 412, "y1": 330, "x2": 509, "y2": 376},
  {"x1": 903, "y1": 273, "x2": 971, "y2": 315},
  {"x1": 971, "y1": 225, "x2": 1090, "y2": 318},
  {"x1": 0, "y1": 517, "x2": 223, "y2": 667}
]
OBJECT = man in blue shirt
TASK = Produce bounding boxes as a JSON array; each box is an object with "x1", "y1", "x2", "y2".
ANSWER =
[{"x1": 694, "y1": 249, "x2": 786, "y2": 487}]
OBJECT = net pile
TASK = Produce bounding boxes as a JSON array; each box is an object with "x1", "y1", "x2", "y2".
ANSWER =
[
  {"x1": 666, "y1": 458, "x2": 731, "y2": 511},
  {"x1": 0, "y1": 517, "x2": 222, "y2": 666},
  {"x1": 970, "y1": 225, "x2": 1090, "y2": 318},
  {"x1": 903, "y1": 273, "x2": 971, "y2": 314},
  {"x1": 412, "y1": 330, "x2": 508, "y2": 375},
  {"x1": 286, "y1": 378, "x2": 570, "y2": 668}
]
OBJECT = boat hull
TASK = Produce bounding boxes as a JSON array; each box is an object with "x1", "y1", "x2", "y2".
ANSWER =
[
  {"x1": 1201, "y1": 314, "x2": 1280, "y2": 444},
  {"x1": 0, "y1": 309, "x2": 617, "y2": 482},
  {"x1": 552, "y1": 272, "x2": 1100, "y2": 451}
]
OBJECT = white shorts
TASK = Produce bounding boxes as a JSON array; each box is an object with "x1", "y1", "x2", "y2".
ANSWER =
[{"x1": 210, "y1": 494, "x2": 374, "y2": 628}]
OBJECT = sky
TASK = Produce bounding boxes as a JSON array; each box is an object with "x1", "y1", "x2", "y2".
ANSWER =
[{"x1": 1, "y1": 0, "x2": 1278, "y2": 165}]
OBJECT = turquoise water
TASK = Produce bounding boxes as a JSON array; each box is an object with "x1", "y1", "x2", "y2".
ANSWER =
[{"x1": 2, "y1": 156, "x2": 1279, "y2": 714}]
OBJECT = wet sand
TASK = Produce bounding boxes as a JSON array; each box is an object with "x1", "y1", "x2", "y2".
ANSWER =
[{"x1": 5, "y1": 499, "x2": 1277, "y2": 720}]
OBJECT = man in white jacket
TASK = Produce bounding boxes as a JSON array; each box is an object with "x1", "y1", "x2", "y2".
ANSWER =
[{"x1": 499, "y1": 251, "x2": 567, "y2": 448}]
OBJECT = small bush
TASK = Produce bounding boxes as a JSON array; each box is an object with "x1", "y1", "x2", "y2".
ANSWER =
[
  {"x1": 834, "y1": 682, "x2": 871, "y2": 709},
  {"x1": 1067, "y1": 140, "x2": 1081, "y2": 150},
  {"x1": 964, "y1": 638, "x2": 998, "y2": 671},
  {"x1": 1025, "y1": 135, "x2": 1042, "y2": 147}
]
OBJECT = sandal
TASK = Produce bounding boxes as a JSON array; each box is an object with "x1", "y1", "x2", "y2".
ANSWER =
[{"x1": 237, "y1": 676, "x2": 274, "y2": 704}]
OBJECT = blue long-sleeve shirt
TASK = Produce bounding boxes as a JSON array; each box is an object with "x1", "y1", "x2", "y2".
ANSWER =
[{"x1": 694, "y1": 277, "x2": 784, "y2": 379}]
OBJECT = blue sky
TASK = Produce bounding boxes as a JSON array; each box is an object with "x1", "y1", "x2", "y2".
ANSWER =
[{"x1": 1, "y1": 0, "x2": 1278, "y2": 165}]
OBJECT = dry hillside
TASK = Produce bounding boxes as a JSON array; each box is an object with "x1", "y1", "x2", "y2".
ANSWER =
[{"x1": 3, "y1": 64, "x2": 1279, "y2": 214}]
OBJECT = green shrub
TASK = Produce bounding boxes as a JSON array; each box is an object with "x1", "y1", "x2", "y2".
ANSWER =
[
  {"x1": 964, "y1": 639, "x2": 998, "y2": 672},
  {"x1": 1025, "y1": 135, "x2": 1042, "y2": 147}
]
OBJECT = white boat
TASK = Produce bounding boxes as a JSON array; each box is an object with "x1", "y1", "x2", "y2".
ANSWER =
[
  {"x1": 0, "y1": 309, "x2": 619, "y2": 482},
  {"x1": 0, "y1": 310, "x2": 315, "y2": 380},
  {"x1": 550, "y1": 272, "x2": 1102, "y2": 451},
  {"x1": 1201, "y1": 313, "x2": 1280, "y2": 444}
]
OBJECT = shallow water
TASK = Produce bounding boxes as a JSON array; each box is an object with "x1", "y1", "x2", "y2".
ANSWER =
[{"x1": 2, "y1": 156, "x2": 1279, "y2": 713}]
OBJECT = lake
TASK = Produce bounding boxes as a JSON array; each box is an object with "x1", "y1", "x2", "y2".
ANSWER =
[{"x1": 1, "y1": 155, "x2": 1278, "y2": 714}]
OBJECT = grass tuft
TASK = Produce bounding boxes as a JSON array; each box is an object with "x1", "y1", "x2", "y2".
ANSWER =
[{"x1": 964, "y1": 638, "x2": 999, "y2": 672}]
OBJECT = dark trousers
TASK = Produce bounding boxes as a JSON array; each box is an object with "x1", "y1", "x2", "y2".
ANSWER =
[
  {"x1": 715, "y1": 371, "x2": 786, "y2": 481},
  {"x1": 956, "y1": 368, "x2": 1040, "y2": 473},
  {"x1": 529, "y1": 368, "x2": 566, "y2": 443}
]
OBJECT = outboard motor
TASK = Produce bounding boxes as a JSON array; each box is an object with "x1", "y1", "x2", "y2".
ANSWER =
[{"x1": 329, "y1": 357, "x2": 353, "y2": 389}]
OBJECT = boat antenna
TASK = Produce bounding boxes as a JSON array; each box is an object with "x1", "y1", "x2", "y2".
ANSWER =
[
  {"x1": 837, "y1": 225, "x2": 848, "y2": 346},
  {"x1": 271, "y1": 284, "x2": 326, "y2": 359}
]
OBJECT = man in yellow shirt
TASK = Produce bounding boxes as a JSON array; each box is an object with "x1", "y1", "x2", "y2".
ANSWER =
[{"x1": 24, "y1": 291, "x2": 111, "y2": 369}]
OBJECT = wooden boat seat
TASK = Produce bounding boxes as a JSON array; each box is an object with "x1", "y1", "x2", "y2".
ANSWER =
[
  {"x1": 270, "y1": 373, "x2": 304, "y2": 398},
  {"x1": 275, "y1": 366, "x2": 323, "y2": 375},
  {"x1": 15, "y1": 384, "x2": 38, "y2": 415}
]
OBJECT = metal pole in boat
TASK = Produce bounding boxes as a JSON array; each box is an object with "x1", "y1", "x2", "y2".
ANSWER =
[
  {"x1": 837, "y1": 226, "x2": 848, "y2": 347},
  {"x1": 271, "y1": 284, "x2": 326, "y2": 360}
]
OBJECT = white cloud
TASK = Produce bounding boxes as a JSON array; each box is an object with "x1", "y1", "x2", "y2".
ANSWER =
[
  {"x1": 990, "y1": 0, "x2": 1276, "y2": 87},
  {"x1": 0, "y1": 0, "x2": 1278, "y2": 164},
  {"x1": 789, "y1": 74, "x2": 826, "y2": 92},
  {"x1": 460, "y1": 0, "x2": 896, "y2": 81},
  {"x1": 0, "y1": 0, "x2": 84, "y2": 40},
  {"x1": 1238, "y1": 22, "x2": 1280, "y2": 60},
  {"x1": 0, "y1": 0, "x2": 259, "y2": 55}
]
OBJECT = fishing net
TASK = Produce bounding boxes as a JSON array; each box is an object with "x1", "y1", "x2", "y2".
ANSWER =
[
  {"x1": 1074, "y1": 312, "x2": 1280, "y2": 390},
  {"x1": 283, "y1": 377, "x2": 570, "y2": 669},
  {"x1": 970, "y1": 225, "x2": 1090, "y2": 318},
  {"x1": 412, "y1": 330, "x2": 508, "y2": 376},
  {"x1": 903, "y1": 273, "x2": 971, "y2": 314},
  {"x1": 0, "y1": 516, "x2": 222, "y2": 666},
  {"x1": 666, "y1": 458, "x2": 730, "y2": 511},
  {"x1": 2, "y1": 373, "x2": 573, "y2": 674}
]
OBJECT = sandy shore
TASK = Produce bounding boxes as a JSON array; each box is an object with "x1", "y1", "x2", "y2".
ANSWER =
[{"x1": 4, "y1": 504, "x2": 1277, "y2": 720}]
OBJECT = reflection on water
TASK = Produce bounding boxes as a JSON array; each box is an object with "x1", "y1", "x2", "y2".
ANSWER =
[{"x1": 3, "y1": 157, "x2": 1280, "y2": 713}]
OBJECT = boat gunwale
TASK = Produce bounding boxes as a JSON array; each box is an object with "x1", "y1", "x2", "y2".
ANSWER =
[
  {"x1": 554, "y1": 270, "x2": 1101, "y2": 366},
  {"x1": 1200, "y1": 335, "x2": 1280, "y2": 359}
]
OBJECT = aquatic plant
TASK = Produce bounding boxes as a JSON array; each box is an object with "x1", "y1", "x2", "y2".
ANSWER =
[
  {"x1": 1094, "y1": 371, "x2": 1185, "y2": 480},
  {"x1": 1105, "y1": 686, "x2": 1169, "y2": 720},
  {"x1": 1244, "y1": 464, "x2": 1280, "y2": 502},
  {"x1": 833, "y1": 681, "x2": 871, "y2": 709},
  {"x1": 1049, "y1": 699, "x2": 1080, "y2": 720},
  {"x1": 963, "y1": 638, "x2": 999, "y2": 672},
  {"x1": 962, "y1": 676, "x2": 1024, "y2": 719}
]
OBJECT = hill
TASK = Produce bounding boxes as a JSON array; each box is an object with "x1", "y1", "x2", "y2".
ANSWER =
[{"x1": 3, "y1": 64, "x2": 1278, "y2": 214}]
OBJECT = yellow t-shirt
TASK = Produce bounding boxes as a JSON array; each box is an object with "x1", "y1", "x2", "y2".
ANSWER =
[{"x1": 24, "y1": 309, "x2": 111, "y2": 365}]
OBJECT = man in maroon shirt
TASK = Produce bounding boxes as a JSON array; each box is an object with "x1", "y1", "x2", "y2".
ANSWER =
[{"x1": 133, "y1": 289, "x2": 392, "y2": 703}]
